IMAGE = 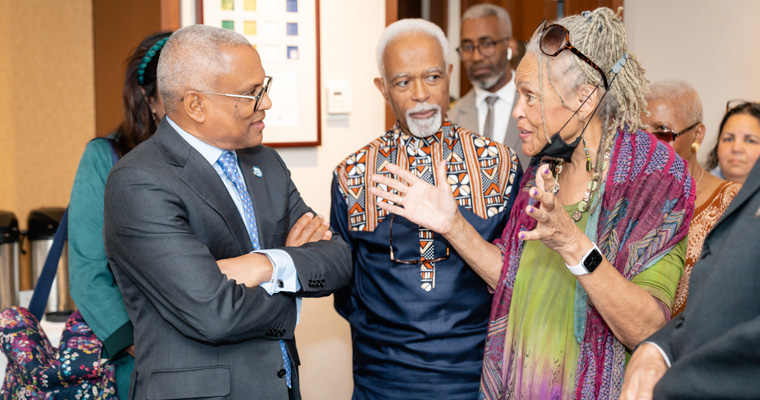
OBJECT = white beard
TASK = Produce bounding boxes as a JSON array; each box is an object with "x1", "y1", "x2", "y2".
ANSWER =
[{"x1": 405, "y1": 103, "x2": 442, "y2": 138}]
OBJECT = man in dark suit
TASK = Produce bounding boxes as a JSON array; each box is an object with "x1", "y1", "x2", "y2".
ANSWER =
[
  {"x1": 103, "y1": 25, "x2": 351, "y2": 400},
  {"x1": 448, "y1": 4, "x2": 527, "y2": 167},
  {"x1": 621, "y1": 153, "x2": 760, "y2": 399}
]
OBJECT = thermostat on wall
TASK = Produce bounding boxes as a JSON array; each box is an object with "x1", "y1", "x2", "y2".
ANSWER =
[{"x1": 326, "y1": 80, "x2": 352, "y2": 114}]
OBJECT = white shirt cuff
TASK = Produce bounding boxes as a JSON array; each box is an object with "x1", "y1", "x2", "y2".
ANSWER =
[
  {"x1": 254, "y1": 249, "x2": 302, "y2": 324},
  {"x1": 643, "y1": 341, "x2": 672, "y2": 368},
  {"x1": 254, "y1": 249, "x2": 301, "y2": 294}
]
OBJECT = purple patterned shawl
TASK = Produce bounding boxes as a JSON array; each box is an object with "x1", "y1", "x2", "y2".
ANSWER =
[{"x1": 479, "y1": 129, "x2": 696, "y2": 400}]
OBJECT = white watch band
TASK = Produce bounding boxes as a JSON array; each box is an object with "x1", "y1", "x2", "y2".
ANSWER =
[{"x1": 565, "y1": 244, "x2": 600, "y2": 276}]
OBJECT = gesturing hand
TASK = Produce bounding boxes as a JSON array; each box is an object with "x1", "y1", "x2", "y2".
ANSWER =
[
  {"x1": 369, "y1": 160, "x2": 459, "y2": 235},
  {"x1": 519, "y1": 164, "x2": 586, "y2": 257}
]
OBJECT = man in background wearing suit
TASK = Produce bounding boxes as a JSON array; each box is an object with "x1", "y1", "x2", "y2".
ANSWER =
[
  {"x1": 620, "y1": 149, "x2": 760, "y2": 399},
  {"x1": 103, "y1": 25, "x2": 351, "y2": 400},
  {"x1": 448, "y1": 4, "x2": 528, "y2": 168}
]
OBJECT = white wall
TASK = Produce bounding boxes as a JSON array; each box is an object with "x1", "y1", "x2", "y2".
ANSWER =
[
  {"x1": 625, "y1": 0, "x2": 760, "y2": 165},
  {"x1": 280, "y1": 0, "x2": 386, "y2": 398}
]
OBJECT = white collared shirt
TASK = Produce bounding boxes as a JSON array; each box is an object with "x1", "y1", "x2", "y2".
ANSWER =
[
  {"x1": 474, "y1": 72, "x2": 517, "y2": 144},
  {"x1": 167, "y1": 117, "x2": 301, "y2": 320}
]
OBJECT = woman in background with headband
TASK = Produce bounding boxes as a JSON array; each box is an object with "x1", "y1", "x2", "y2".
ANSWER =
[
  {"x1": 68, "y1": 31, "x2": 172, "y2": 398},
  {"x1": 370, "y1": 7, "x2": 693, "y2": 399},
  {"x1": 707, "y1": 100, "x2": 760, "y2": 184}
]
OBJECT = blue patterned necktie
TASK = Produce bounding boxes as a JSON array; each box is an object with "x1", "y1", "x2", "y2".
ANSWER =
[{"x1": 217, "y1": 151, "x2": 292, "y2": 388}]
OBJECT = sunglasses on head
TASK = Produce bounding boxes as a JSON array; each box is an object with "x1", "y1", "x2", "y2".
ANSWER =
[
  {"x1": 536, "y1": 21, "x2": 609, "y2": 90},
  {"x1": 726, "y1": 99, "x2": 760, "y2": 113},
  {"x1": 652, "y1": 121, "x2": 700, "y2": 143}
]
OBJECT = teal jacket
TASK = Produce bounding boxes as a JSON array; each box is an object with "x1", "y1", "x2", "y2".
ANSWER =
[{"x1": 68, "y1": 137, "x2": 133, "y2": 397}]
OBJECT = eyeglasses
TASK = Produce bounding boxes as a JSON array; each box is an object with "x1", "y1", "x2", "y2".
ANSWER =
[
  {"x1": 456, "y1": 37, "x2": 509, "y2": 59},
  {"x1": 726, "y1": 99, "x2": 760, "y2": 113},
  {"x1": 199, "y1": 76, "x2": 272, "y2": 112},
  {"x1": 652, "y1": 121, "x2": 701, "y2": 143},
  {"x1": 389, "y1": 215, "x2": 450, "y2": 264},
  {"x1": 537, "y1": 21, "x2": 609, "y2": 90}
]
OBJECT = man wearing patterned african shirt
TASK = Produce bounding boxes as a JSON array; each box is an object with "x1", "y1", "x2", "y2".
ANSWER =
[{"x1": 330, "y1": 19, "x2": 522, "y2": 399}]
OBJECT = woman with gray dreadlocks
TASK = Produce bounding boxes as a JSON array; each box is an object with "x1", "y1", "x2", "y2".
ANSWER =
[{"x1": 370, "y1": 7, "x2": 694, "y2": 399}]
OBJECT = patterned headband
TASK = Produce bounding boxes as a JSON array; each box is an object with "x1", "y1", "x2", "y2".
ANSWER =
[{"x1": 137, "y1": 36, "x2": 169, "y2": 85}]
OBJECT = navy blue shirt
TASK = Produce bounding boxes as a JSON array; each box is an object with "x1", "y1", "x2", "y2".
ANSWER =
[{"x1": 331, "y1": 123, "x2": 522, "y2": 399}]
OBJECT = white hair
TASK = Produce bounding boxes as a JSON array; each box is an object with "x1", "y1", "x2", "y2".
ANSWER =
[
  {"x1": 461, "y1": 3, "x2": 512, "y2": 37},
  {"x1": 157, "y1": 24, "x2": 251, "y2": 113},
  {"x1": 376, "y1": 18, "x2": 450, "y2": 76},
  {"x1": 647, "y1": 79, "x2": 703, "y2": 125}
]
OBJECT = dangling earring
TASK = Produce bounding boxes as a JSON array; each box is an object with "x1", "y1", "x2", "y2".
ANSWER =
[
  {"x1": 691, "y1": 142, "x2": 700, "y2": 154},
  {"x1": 582, "y1": 135, "x2": 592, "y2": 171}
]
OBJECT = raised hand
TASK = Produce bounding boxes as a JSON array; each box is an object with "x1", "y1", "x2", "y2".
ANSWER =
[{"x1": 369, "y1": 159, "x2": 458, "y2": 235}]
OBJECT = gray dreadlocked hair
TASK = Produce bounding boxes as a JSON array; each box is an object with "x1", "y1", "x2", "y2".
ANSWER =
[{"x1": 527, "y1": 7, "x2": 649, "y2": 169}]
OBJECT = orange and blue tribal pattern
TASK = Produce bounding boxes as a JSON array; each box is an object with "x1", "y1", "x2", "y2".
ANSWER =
[{"x1": 334, "y1": 120, "x2": 519, "y2": 290}]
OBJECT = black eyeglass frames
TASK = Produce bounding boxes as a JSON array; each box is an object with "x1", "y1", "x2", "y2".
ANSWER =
[
  {"x1": 456, "y1": 37, "x2": 509, "y2": 59},
  {"x1": 389, "y1": 215, "x2": 450, "y2": 265}
]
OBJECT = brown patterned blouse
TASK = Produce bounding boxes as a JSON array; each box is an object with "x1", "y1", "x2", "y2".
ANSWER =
[{"x1": 673, "y1": 180, "x2": 742, "y2": 316}]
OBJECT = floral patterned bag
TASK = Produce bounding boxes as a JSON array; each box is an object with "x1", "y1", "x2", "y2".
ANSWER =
[
  {"x1": 0, "y1": 138, "x2": 120, "y2": 399},
  {"x1": 0, "y1": 307, "x2": 116, "y2": 399}
]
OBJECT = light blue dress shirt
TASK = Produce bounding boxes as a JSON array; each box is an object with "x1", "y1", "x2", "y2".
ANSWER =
[{"x1": 167, "y1": 117, "x2": 301, "y2": 319}]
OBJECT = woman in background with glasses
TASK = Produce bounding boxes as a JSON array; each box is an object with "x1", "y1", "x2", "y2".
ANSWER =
[
  {"x1": 707, "y1": 100, "x2": 760, "y2": 184},
  {"x1": 68, "y1": 31, "x2": 172, "y2": 398},
  {"x1": 371, "y1": 7, "x2": 693, "y2": 399},
  {"x1": 643, "y1": 80, "x2": 741, "y2": 318}
]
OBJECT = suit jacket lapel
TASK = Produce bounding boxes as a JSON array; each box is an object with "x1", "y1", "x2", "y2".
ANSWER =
[
  {"x1": 237, "y1": 147, "x2": 276, "y2": 249},
  {"x1": 713, "y1": 161, "x2": 760, "y2": 227},
  {"x1": 153, "y1": 120, "x2": 252, "y2": 254},
  {"x1": 456, "y1": 90, "x2": 479, "y2": 134}
]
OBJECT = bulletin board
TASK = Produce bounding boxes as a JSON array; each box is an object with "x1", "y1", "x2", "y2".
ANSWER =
[{"x1": 202, "y1": 0, "x2": 321, "y2": 147}]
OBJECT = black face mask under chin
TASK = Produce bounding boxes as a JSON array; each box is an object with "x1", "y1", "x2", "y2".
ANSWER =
[
  {"x1": 534, "y1": 131, "x2": 583, "y2": 162},
  {"x1": 534, "y1": 83, "x2": 605, "y2": 163}
]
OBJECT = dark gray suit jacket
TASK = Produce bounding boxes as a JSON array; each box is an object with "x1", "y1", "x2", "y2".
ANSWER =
[
  {"x1": 648, "y1": 160, "x2": 760, "y2": 399},
  {"x1": 448, "y1": 88, "x2": 529, "y2": 168},
  {"x1": 103, "y1": 120, "x2": 352, "y2": 400}
]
